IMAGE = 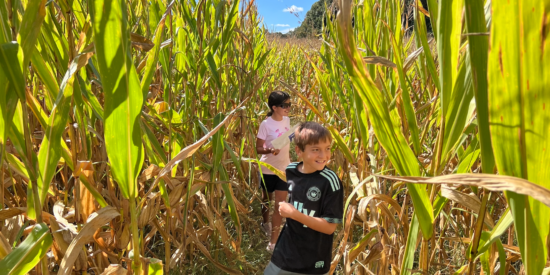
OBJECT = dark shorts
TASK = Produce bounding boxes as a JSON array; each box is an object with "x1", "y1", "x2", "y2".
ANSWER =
[
  {"x1": 264, "y1": 261, "x2": 328, "y2": 275},
  {"x1": 259, "y1": 173, "x2": 288, "y2": 193}
]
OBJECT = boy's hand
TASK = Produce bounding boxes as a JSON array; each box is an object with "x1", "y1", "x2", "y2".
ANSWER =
[
  {"x1": 272, "y1": 148, "x2": 281, "y2": 155},
  {"x1": 278, "y1": 201, "x2": 297, "y2": 218}
]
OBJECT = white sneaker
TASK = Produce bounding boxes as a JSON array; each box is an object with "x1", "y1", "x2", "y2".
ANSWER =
[{"x1": 261, "y1": 222, "x2": 272, "y2": 237}]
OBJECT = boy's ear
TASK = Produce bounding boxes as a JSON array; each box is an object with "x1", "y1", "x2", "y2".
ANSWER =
[{"x1": 295, "y1": 145, "x2": 302, "y2": 155}]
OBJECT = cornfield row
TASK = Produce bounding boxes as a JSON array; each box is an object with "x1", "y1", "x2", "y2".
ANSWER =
[{"x1": 0, "y1": 0, "x2": 549, "y2": 274}]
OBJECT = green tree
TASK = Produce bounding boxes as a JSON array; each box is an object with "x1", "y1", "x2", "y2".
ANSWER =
[{"x1": 292, "y1": 0, "x2": 333, "y2": 38}]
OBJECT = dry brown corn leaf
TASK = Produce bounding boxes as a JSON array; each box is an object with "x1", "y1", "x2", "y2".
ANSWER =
[
  {"x1": 374, "y1": 173, "x2": 550, "y2": 209},
  {"x1": 0, "y1": 231, "x2": 12, "y2": 259},
  {"x1": 0, "y1": 207, "x2": 25, "y2": 221},
  {"x1": 130, "y1": 32, "x2": 154, "y2": 51},
  {"x1": 138, "y1": 197, "x2": 160, "y2": 228},
  {"x1": 440, "y1": 185, "x2": 495, "y2": 228},
  {"x1": 115, "y1": 222, "x2": 131, "y2": 250},
  {"x1": 58, "y1": 206, "x2": 120, "y2": 275},
  {"x1": 0, "y1": 207, "x2": 54, "y2": 224},
  {"x1": 139, "y1": 164, "x2": 160, "y2": 183},
  {"x1": 2, "y1": 216, "x2": 23, "y2": 246},
  {"x1": 330, "y1": 205, "x2": 356, "y2": 274},
  {"x1": 363, "y1": 56, "x2": 398, "y2": 68},
  {"x1": 352, "y1": 241, "x2": 384, "y2": 272},
  {"x1": 183, "y1": 225, "x2": 242, "y2": 275},
  {"x1": 100, "y1": 264, "x2": 128, "y2": 275},
  {"x1": 357, "y1": 194, "x2": 402, "y2": 223},
  {"x1": 404, "y1": 47, "x2": 424, "y2": 72}
]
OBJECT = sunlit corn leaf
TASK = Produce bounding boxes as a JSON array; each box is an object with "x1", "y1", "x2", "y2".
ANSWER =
[
  {"x1": 36, "y1": 53, "x2": 93, "y2": 206},
  {"x1": 334, "y1": 0, "x2": 433, "y2": 240},
  {"x1": 16, "y1": 0, "x2": 47, "y2": 72},
  {"x1": 476, "y1": 208, "x2": 513, "y2": 255},
  {"x1": 0, "y1": 223, "x2": 52, "y2": 275},
  {"x1": 91, "y1": 0, "x2": 145, "y2": 271},
  {"x1": 140, "y1": 2, "x2": 173, "y2": 99},
  {"x1": 147, "y1": 258, "x2": 163, "y2": 274},
  {"x1": 91, "y1": 0, "x2": 144, "y2": 200},
  {"x1": 435, "y1": 0, "x2": 463, "y2": 171},
  {"x1": 464, "y1": 0, "x2": 495, "y2": 173},
  {"x1": 488, "y1": 0, "x2": 550, "y2": 273}
]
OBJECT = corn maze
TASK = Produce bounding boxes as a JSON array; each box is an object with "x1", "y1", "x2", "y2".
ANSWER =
[{"x1": 0, "y1": 0, "x2": 549, "y2": 274}]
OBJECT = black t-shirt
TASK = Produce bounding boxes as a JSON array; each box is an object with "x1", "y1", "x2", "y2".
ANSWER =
[{"x1": 271, "y1": 162, "x2": 344, "y2": 274}]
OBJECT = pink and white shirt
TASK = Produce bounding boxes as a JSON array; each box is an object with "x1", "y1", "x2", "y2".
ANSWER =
[{"x1": 257, "y1": 116, "x2": 291, "y2": 175}]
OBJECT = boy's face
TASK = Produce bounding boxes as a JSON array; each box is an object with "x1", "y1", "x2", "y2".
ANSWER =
[{"x1": 296, "y1": 139, "x2": 332, "y2": 172}]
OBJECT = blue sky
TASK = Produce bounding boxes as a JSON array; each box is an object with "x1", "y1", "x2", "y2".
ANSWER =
[{"x1": 254, "y1": 0, "x2": 318, "y2": 33}]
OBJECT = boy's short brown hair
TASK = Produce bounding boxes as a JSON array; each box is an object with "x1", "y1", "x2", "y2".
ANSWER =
[{"x1": 293, "y1": 122, "x2": 333, "y2": 151}]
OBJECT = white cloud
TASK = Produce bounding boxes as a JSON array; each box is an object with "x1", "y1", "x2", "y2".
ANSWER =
[
  {"x1": 276, "y1": 24, "x2": 290, "y2": 27},
  {"x1": 280, "y1": 28, "x2": 295, "y2": 34},
  {"x1": 283, "y1": 5, "x2": 303, "y2": 12}
]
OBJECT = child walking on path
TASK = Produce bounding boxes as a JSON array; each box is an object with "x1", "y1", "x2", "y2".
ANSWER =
[
  {"x1": 265, "y1": 122, "x2": 344, "y2": 275},
  {"x1": 256, "y1": 91, "x2": 292, "y2": 250}
]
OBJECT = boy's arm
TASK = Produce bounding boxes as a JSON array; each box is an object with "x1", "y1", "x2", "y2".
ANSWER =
[{"x1": 278, "y1": 202, "x2": 337, "y2": 235}]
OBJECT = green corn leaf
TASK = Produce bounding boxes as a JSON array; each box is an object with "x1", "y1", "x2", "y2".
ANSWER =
[
  {"x1": 224, "y1": 140, "x2": 245, "y2": 183},
  {"x1": 464, "y1": 0, "x2": 495, "y2": 173},
  {"x1": 495, "y1": 239, "x2": 506, "y2": 275},
  {"x1": 36, "y1": 54, "x2": 87, "y2": 205},
  {"x1": 0, "y1": 223, "x2": 52, "y2": 275},
  {"x1": 488, "y1": 0, "x2": 550, "y2": 273},
  {"x1": 442, "y1": 54, "x2": 475, "y2": 164},
  {"x1": 476, "y1": 209, "x2": 513, "y2": 255},
  {"x1": 327, "y1": 126, "x2": 355, "y2": 163},
  {"x1": 140, "y1": 119, "x2": 167, "y2": 164},
  {"x1": 389, "y1": 28, "x2": 421, "y2": 155},
  {"x1": 0, "y1": 43, "x2": 26, "y2": 100},
  {"x1": 335, "y1": 0, "x2": 433, "y2": 240},
  {"x1": 220, "y1": 0, "x2": 239, "y2": 54},
  {"x1": 426, "y1": 0, "x2": 439, "y2": 40},
  {"x1": 8, "y1": 102, "x2": 39, "y2": 183},
  {"x1": 456, "y1": 149, "x2": 480, "y2": 174},
  {"x1": 400, "y1": 215, "x2": 420, "y2": 275},
  {"x1": 148, "y1": 258, "x2": 164, "y2": 274},
  {"x1": 0, "y1": 70, "x2": 8, "y2": 189},
  {"x1": 16, "y1": 0, "x2": 47, "y2": 72},
  {"x1": 206, "y1": 52, "x2": 222, "y2": 90},
  {"x1": 24, "y1": 86, "x2": 74, "y2": 171},
  {"x1": 0, "y1": 1, "x2": 9, "y2": 43},
  {"x1": 41, "y1": 11, "x2": 69, "y2": 71},
  {"x1": 141, "y1": 3, "x2": 171, "y2": 99},
  {"x1": 6, "y1": 153, "x2": 29, "y2": 180},
  {"x1": 436, "y1": 0, "x2": 463, "y2": 134},
  {"x1": 91, "y1": 0, "x2": 145, "y2": 199},
  {"x1": 78, "y1": 174, "x2": 109, "y2": 207},
  {"x1": 31, "y1": 47, "x2": 59, "y2": 100},
  {"x1": 77, "y1": 75, "x2": 104, "y2": 121}
]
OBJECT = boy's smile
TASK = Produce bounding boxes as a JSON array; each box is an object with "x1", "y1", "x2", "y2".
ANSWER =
[{"x1": 296, "y1": 139, "x2": 332, "y2": 173}]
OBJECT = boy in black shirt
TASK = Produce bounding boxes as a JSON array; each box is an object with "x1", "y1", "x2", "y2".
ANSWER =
[{"x1": 265, "y1": 122, "x2": 344, "y2": 275}]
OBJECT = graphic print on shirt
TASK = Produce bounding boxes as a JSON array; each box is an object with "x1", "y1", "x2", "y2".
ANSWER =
[
  {"x1": 307, "y1": 186, "x2": 321, "y2": 201},
  {"x1": 293, "y1": 200, "x2": 316, "y2": 228}
]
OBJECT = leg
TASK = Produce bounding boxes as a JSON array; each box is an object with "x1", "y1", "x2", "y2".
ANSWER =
[
  {"x1": 261, "y1": 189, "x2": 274, "y2": 224},
  {"x1": 270, "y1": 190, "x2": 288, "y2": 244}
]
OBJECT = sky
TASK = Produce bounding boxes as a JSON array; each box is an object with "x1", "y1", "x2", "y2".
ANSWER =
[{"x1": 254, "y1": 0, "x2": 318, "y2": 34}]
